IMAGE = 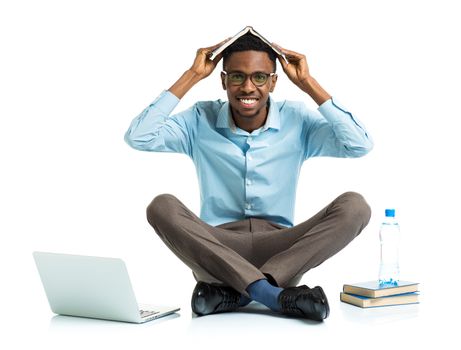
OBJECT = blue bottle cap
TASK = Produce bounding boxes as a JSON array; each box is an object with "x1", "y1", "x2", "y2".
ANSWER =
[{"x1": 385, "y1": 209, "x2": 395, "y2": 217}]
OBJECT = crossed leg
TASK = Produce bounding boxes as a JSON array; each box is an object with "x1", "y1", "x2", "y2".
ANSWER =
[{"x1": 146, "y1": 191, "x2": 371, "y2": 296}]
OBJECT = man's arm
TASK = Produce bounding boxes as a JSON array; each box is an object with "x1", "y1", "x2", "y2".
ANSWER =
[
  {"x1": 168, "y1": 40, "x2": 228, "y2": 99},
  {"x1": 272, "y1": 43, "x2": 331, "y2": 106},
  {"x1": 124, "y1": 40, "x2": 228, "y2": 154},
  {"x1": 273, "y1": 43, "x2": 372, "y2": 158}
]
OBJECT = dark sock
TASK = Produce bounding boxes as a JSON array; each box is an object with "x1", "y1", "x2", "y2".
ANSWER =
[{"x1": 246, "y1": 278, "x2": 283, "y2": 312}]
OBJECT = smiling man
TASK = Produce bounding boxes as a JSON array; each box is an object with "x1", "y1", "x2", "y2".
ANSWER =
[
  {"x1": 125, "y1": 33, "x2": 373, "y2": 321},
  {"x1": 221, "y1": 50, "x2": 276, "y2": 132}
]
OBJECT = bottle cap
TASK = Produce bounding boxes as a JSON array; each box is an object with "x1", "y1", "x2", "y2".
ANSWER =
[{"x1": 385, "y1": 209, "x2": 395, "y2": 217}]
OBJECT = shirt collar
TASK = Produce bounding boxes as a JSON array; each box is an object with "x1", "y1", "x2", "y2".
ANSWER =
[{"x1": 216, "y1": 96, "x2": 280, "y2": 132}]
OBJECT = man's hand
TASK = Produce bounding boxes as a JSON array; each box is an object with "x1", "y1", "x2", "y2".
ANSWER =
[
  {"x1": 273, "y1": 44, "x2": 310, "y2": 89},
  {"x1": 189, "y1": 39, "x2": 229, "y2": 79},
  {"x1": 168, "y1": 39, "x2": 229, "y2": 99},
  {"x1": 273, "y1": 43, "x2": 331, "y2": 106}
]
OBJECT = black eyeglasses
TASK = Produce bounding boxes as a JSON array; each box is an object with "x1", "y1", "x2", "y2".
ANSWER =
[{"x1": 222, "y1": 71, "x2": 276, "y2": 87}]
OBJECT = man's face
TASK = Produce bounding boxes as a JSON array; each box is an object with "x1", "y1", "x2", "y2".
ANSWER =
[{"x1": 221, "y1": 50, "x2": 277, "y2": 124}]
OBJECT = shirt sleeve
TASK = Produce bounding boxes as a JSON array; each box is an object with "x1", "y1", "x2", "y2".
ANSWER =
[
  {"x1": 124, "y1": 90, "x2": 196, "y2": 156},
  {"x1": 304, "y1": 97, "x2": 373, "y2": 159}
]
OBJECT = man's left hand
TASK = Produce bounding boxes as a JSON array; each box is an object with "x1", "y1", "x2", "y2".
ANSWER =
[
  {"x1": 273, "y1": 43, "x2": 331, "y2": 106},
  {"x1": 273, "y1": 44, "x2": 311, "y2": 89}
]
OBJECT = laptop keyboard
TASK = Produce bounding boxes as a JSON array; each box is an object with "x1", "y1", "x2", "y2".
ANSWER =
[{"x1": 140, "y1": 309, "x2": 159, "y2": 318}]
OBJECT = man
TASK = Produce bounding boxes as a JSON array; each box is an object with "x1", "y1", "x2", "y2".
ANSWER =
[{"x1": 125, "y1": 33, "x2": 373, "y2": 321}]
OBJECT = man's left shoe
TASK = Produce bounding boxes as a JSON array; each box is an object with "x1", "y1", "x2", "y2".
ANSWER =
[
  {"x1": 191, "y1": 281, "x2": 242, "y2": 316},
  {"x1": 278, "y1": 285, "x2": 330, "y2": 321}
]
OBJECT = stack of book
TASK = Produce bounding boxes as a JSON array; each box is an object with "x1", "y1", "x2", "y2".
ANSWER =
[{"x1": 340, "y1": 281, "x2": 419, "y2": 308}]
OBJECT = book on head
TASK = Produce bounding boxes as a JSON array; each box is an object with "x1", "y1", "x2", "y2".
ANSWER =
[
  {"x1": 343, "y1": 281, "x2": 419, "y2": 298},
  {"x1": 209, "y1": 26, "x2": 286, "y2": 62},
  {"x1": 340, "y1": 292, "x2": 419, "y2": 308}
]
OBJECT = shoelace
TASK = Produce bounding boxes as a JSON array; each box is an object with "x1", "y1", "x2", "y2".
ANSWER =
[
  {"x1": 216, "y1": 289, "x2": 241, "y2": 312},
  {"x1": 280, "y1": 287, "x2": 325, "y2": 315},
  {"x1": 280, "y1": 290, "x2": 303, "y2": 314}
]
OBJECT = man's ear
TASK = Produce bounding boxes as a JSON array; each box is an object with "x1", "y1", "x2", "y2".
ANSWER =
[
  {"x1": 269, "y1": 73, "x2": 278, "y2": 93},
  {"x1": 220, "y1": 71, "x2": 227, "y2": 90}
]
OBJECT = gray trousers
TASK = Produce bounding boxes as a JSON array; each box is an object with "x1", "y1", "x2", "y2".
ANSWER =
[{"x1": 146, "y1": 192, "x2": 371, "y2": 297}]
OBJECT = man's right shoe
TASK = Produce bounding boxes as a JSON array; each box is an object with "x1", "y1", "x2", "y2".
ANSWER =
[
  {"x1": 191, "y1": 281, "x2": 242, "y2": 316},
  {"x1": 278, "y1": 285, "x2": 330, "y2": 321}
]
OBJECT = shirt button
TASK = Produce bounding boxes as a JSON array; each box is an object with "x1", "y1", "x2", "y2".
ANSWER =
[
  {"x1": 247, "y1": 154, "x2": 253, "y2": 161},
  {"x1": 245, "y1": 202, "x2": 252, "y2": 210},
  {"x1": 246, "y1": 179, "x2": 252, "y2": 186}
]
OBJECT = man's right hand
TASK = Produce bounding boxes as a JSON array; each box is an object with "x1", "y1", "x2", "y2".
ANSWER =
[
  {"x1": 189, "y1": 39, "x2": 229, "y2": 79},
  {"x1": 168, "y1": 39, "x2": 229, "y2": 99}
]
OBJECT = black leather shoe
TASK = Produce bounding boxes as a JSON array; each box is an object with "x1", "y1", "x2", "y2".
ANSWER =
[
  {"x1": 278, "y1": 285, "x2": 330, "y2": 321},
  {"x1": 191, "y1": 281, "x2": 242, "y2": 316}
]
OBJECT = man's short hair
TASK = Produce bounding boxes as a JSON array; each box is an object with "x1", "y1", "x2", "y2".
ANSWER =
[{"x1": 222, "y1": 33, "x2": 277, "y2": 71}]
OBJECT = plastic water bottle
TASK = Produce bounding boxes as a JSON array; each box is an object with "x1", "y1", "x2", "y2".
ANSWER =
[{"x1": 379, "y1": 209, "x2": 400, "y2": 286}]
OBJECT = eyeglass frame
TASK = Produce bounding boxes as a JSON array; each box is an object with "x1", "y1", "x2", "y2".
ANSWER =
[{"x1": 221, "y1": 70, "x2": 277, "y2": 87}]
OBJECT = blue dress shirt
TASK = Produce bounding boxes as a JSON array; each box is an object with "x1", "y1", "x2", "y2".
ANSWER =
[{"x1": 125, "y1": 90, "x2": 373, "y2": 227}]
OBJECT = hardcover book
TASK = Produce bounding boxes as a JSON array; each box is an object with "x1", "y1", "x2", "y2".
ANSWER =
[
  {"x1": 340, "y1": 292, "x2": 419, "y2": 308},
  {"x1": 342, "y1": 281, "x2": 419, "y2": 298},
  {"x1": 209, "y1": 26, "x2": 286, "y2": 62}
]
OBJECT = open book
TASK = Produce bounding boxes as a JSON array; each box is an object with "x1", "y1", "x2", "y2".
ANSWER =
[{"x1": 209, "y1": 26, "x2": 287, "y2": 62}]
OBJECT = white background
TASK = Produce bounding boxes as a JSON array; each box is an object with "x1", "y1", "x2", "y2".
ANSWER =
[{"x1": 1, "y1": 0, "x2": 460, "y2": 348}]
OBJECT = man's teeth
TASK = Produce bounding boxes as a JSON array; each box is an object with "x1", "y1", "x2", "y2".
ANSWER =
[{"x1": 240, "y1": 98, "x2": 257, "y2": 104}]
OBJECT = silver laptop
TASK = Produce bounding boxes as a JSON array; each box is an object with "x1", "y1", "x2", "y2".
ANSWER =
[{"x1": 33, "y1": 251, "x2": 180, "y2": 323}]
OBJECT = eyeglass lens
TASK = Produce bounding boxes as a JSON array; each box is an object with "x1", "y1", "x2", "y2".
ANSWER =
[{"x1": 227, "y1": 72, "x2": 272, "y2": 86}]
